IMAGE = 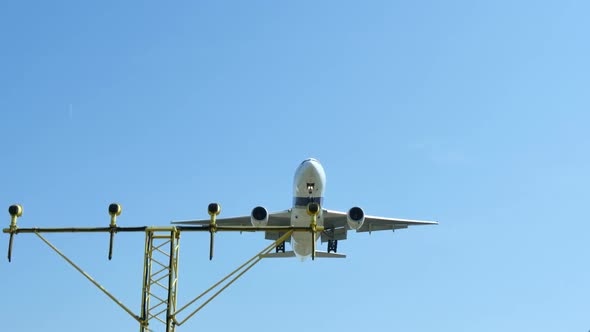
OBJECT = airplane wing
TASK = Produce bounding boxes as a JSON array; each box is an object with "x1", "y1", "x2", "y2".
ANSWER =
[
  {"x1": 322, "y1": 209, "x2": 437, "y2": 238},
  {"x1": 172, "y1": 210, "x2": 292, "y2": 241}
]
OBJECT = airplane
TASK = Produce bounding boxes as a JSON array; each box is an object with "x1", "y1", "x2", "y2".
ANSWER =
[{"x1": 173, "y1": 158, "x2": 437, "y2": 260}]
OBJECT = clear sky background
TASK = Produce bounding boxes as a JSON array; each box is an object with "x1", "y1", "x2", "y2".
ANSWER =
[{"x1": 1, "y1": 1, "x2": 589, "y2": 331}]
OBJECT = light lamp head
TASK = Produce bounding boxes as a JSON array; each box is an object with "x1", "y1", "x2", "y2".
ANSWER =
[
  {"x1": 208, "y1": 203, "x2": 221, "y2": 216},
  {"x1": 306, "y1": 202, "x2": 320, "y2": 216}
]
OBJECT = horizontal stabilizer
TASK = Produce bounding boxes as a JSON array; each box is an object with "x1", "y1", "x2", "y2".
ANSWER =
[
  {"x1": 262, "y1": 251, "x2": 346, "y2": 259},
  {"x1": 315, "y1": 251, "x2": 346, "y2": 258},
  {"x1": 263, "y1": 251, "x2": 296, "y2": 258}
]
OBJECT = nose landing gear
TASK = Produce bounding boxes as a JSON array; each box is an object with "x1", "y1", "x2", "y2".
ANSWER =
[
  {"x1": 327, "y1": 240, "x2": 338, "y2": 253},
  {"x1": 306, "y1": 183, "x2": 315, "y2": 195}
]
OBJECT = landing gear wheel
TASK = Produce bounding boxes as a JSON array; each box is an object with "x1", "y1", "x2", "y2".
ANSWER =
[
  {"x1": 327, "y1": 240, "x2": 338, "y2": 253},
  {"x1": 276, "y1": 240, "x2": 285, "y2": 253}
]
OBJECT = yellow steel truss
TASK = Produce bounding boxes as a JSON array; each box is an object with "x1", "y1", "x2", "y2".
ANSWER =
[
  {"x1": 141, "y1": 229, "x2": 180, "y2": 332},
  {"x1": 3, "y1": 203, "x2": 321, "y2": 332}
]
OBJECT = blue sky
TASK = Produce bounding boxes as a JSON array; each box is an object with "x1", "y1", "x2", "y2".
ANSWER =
[{"x1": 1, "y1": 1, "x2": 589, "y2": 331}]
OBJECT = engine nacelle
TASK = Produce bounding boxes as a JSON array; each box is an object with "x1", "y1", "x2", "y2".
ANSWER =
[
  {"x1": 347, "y1": 207, "x2": 365, "y2": 230},
  {"x1": 251, "y1": 206, "x2": 269, "y2": 227}
]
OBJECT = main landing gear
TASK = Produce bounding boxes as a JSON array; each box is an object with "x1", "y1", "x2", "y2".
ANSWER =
[
  {"x1": 327, "y1": 240, "x2": 338, "y2": 253},
  {"x1": 276, "y1": 240, "x2": 285, "y2": 253}
]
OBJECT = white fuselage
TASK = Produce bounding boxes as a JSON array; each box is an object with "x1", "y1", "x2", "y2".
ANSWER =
[{"x1": 290, "y1": 158, "x2": 326, "y2": 259}]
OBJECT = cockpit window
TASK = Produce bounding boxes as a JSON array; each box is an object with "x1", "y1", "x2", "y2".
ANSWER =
[{"x1": 300, "y1": 158, "x2": 320, "y2": 165}]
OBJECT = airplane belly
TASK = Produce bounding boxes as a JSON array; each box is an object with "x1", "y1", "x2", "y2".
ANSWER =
[{"x1": 290, "y1": 207, "x2": 322, "y2": 258}]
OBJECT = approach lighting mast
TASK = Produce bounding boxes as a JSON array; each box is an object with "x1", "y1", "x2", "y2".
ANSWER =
[{"x1": 3, "y1": 202, "x2": 322, "y2": 332}]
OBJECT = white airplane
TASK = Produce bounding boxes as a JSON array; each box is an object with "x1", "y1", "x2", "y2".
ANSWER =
[{"x1": 173, "y1": 158, "x2": 437, "y2": 260}]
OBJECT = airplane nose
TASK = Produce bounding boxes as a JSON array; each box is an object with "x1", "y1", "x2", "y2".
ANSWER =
[
  {"x1": 302, "y1": 163, "x2": 319, "y2": 177},
  {"x1": 294, "y1": 158, "x2": 325, "y2": 197}
]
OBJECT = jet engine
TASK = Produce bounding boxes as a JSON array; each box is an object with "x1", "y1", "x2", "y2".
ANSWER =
[
  {"x1": 347, "y1": 207, "x2": 365, "y2": 230},
  {"x1": 251, "y1": 206, "x2": 269, "y2": 227}
]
